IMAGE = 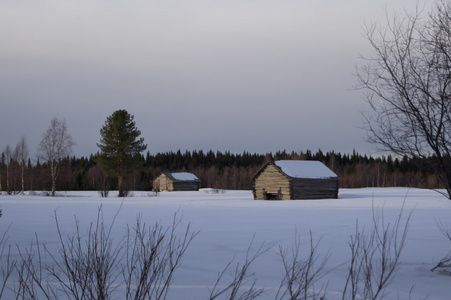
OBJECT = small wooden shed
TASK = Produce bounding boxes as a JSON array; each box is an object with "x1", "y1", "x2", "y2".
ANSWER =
[
  {"x1": 252, "y1": 160, "x2": 339, "y2": 200},
  {"x1": 153, "y1": 172, "x2": 201, "y2": 192}
]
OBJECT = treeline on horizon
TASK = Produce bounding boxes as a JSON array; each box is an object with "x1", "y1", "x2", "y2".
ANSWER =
[{"x1": 0, "y1": 149, "x2": 444, "y2": 194}]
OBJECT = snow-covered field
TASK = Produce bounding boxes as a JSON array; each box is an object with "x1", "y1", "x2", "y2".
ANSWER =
[{"x1": 0, "y1": 188, "x2": 450, "y2": 299}]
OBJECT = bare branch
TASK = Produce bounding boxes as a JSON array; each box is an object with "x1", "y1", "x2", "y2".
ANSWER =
[
  {"x1": 209, "y1": 237, "x2": 266, "y2": 300},
  {"x1": 359, "y1": 2, "x2": 451, "y2": 198},
  {"x1": 275, "y1": 231, "x2": 329, "y2": 300}
]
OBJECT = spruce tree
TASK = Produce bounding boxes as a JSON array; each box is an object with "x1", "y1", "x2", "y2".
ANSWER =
[{"x1": 97, "y1": 110, "x2": 147, "y2": 197}]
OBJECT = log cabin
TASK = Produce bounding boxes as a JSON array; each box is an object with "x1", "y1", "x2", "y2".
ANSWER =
[
  {"x1": 153, "y1": 172, "x2": 201, "y2": 192},
  {"x1": 252, "y1": 160, "x2": 339, "y2": 200}
]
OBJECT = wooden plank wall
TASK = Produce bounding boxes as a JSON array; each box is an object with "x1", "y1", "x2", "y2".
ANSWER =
[
  {"x1": 253, "y1": 164, "x2": 291, "y2": 200},
  {"x1": 291, "y1": 178, "x2": 339, "y2": 199},
  {"x1": 173, "y1": 181, "x2": 200, "y2": 191},
  {"x1": 153, "y1": 174, "x2": 172, "y2": 192}
]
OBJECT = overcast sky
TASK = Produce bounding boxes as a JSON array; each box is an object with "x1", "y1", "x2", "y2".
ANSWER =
[{"x1": 0, "y1": 0, "x2": 426, "y2": 158}]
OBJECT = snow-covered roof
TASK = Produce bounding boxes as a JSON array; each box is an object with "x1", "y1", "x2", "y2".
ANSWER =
[
  {"x1": 169, "y1": 172, "x2": 199, "y2": 181},
  {"x1": 274, "y1": 160, "x2": 337, "y2": 179}
]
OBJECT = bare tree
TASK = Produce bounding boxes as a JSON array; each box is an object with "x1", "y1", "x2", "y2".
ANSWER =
[
  {"x1": 15, "y1": 136, "x2": 28, "y2": 193},
  {"x1": 3, "y1": 146, "x2": 11, "y2": 195},
  {"x1": 359, "y1": 1, "x2": 451, "y2": 199},
  {"x1": 38, "y1": 118, "x2": 75, "y2": 196},
  {"x1": 275, "y1": 232, "x2": 329, "y2": 300}
]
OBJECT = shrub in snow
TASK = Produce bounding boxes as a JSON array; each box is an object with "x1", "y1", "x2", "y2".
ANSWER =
[
  {"x1": 4, "y1": 204, "x2": 413, "y2": 300},
  {"x1": 432, "y1": 224, "x2": 451, "y2": 276},
  {"x1": 13, "y1": 209, "x2": 197, "y2": 300},
  {"x1": 431, "y1": 253, "x2": 451, "y2": 275}
]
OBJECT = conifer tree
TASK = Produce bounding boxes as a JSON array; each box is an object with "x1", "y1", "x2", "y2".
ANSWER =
[{"x1": 97, "y1": 110, "x2": 147, "y2": 197}]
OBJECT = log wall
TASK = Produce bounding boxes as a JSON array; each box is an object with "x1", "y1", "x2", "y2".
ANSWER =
[
  {"x1": 291, "y1": 178, "x2": 339, "y2": 199},
  {"x1": 253, "y1": 164, "x2": 291, "y2": 200},
  {"x1": 153, "y1": 174, "x2": 172, "y2": 191},
  {"x1": 172, "y1": 181, "x2": 201, "y2": 191}
]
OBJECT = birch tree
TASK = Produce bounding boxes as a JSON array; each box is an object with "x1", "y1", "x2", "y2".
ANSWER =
[
  {"x1": 15, "y1": 136, "x2": 28, "y2": 193},
  {"x1": 3, "y1": 145, "x2": 11, "y2": 195},
  {"x1": 38, "y1": 118, "x2": 75, "y2": 196}
]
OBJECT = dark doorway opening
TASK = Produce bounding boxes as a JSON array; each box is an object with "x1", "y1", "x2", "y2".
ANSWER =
[{"x1": 264, "y1": 192, "x2": 280, "y2": 200}]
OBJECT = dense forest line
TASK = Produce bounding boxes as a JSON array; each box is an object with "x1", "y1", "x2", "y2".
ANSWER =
[{"x1": 0, "y1": 149, "x2": 444, "y2": 194}]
